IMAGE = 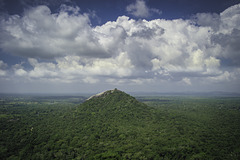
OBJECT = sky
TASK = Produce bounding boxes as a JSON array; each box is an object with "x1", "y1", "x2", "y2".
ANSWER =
[{"x1": 0, "y1": 0, "x2": 240, "y2": 94}]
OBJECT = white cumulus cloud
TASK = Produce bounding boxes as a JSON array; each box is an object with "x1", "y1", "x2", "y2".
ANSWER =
[
  {"x1": 0, "y1": 5, "x2": 108, "y2": 59},
  {"x1": 126, "y1": 0, "x2": 162, "y2": 18}
]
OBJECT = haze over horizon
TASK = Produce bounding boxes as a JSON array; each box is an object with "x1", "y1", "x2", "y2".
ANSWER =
[{"x1": 0, "y1": 0, "x2": 240, "y2": 93}]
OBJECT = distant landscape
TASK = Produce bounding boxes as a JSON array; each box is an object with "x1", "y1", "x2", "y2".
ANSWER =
[
  {"x1": 1, "y1": 0, "x2": 240, "y2": 159},
  {"x1": 1, "y1": 89, "x2": 240, "y2": 159}
]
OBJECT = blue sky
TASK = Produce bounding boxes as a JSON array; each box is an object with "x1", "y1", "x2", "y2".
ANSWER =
[
  {"x1": 0, "y1": 0, "x2": 240, "y2": 93},
  {"x1": 2, "y1": 0, "x2": 239, "y2": 23}
]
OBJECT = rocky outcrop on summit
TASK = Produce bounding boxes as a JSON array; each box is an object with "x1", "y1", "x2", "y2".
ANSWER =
[{"x1": 86, "y1": 88, "x2": 119, "y2": 100}]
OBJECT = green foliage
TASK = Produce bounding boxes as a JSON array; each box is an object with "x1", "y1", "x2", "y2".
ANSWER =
[{"x1": 1, "y1": 91, "x2": 240, "y2": 159}]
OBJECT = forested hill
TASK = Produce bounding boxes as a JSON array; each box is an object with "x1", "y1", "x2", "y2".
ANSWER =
[
  {"x1": 77, "y1": 88, "x2": 153, "y2": 122},
  {"x1": 71, "y1": 89, "x2": 157, "y2": 159}
]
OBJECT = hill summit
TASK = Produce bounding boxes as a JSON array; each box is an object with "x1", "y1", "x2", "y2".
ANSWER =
[
  {"x1": 86, "y1": 88, "x2": 120, "y2": 100},
  {"x1": 78, "y1": 88, "x2": 152, "y2": 121}
]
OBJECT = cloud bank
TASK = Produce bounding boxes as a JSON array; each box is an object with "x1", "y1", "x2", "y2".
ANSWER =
[
  {"x1": 0, "y1": 3, "x2": 240, "y2": 92},
  {"x1": 126, "y1": 0, "x2": 162, "y2": 18}
]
